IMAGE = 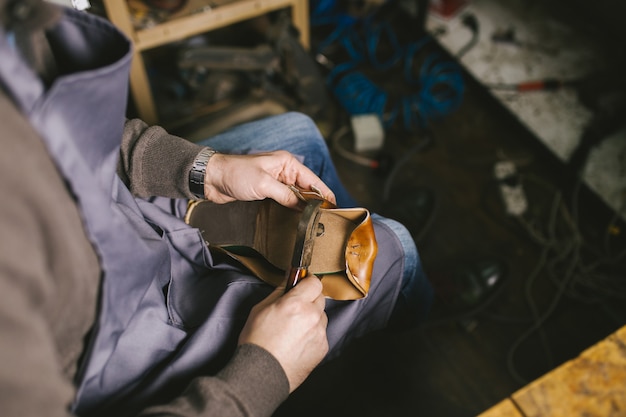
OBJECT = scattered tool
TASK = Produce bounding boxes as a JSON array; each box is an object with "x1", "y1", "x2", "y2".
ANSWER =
[{"x1": 487, "y1": 78, "x2": 580, "y2": 92}]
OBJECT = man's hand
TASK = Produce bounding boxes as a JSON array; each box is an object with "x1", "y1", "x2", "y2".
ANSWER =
[
  {"x1": 238, "y1": 277, "x2": 329, "y2": 392},
  {"x1": 203, "y1": 151, "x2": 336, "y2": 208}
]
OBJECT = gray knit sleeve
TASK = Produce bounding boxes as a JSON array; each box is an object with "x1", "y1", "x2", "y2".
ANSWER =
[
  {"x1": 118, "y1": 118, "x2": 207, "y2": 199},
  {"x1": 139, "y1": 344, "x2": 290, "y2": 417}
]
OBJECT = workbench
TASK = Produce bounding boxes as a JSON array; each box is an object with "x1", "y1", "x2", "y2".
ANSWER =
[
  {"x1": 425, "y1": 0, "x2": 626, "y2": 221},
  {"x1": 477, "y1": 325, "x2": 626, "y2": 417},
  {"x1": 102, "y1": 0, "x2": 309, "y2": 125}
]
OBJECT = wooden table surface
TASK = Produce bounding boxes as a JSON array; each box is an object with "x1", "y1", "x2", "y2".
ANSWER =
[{"x1": 478, "y1": 325, "x2": 626, "y2": 417}]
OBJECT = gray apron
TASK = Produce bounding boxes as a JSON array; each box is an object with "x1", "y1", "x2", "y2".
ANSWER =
[{"x1": 0, "y1": 7, "x2": 403, "y2": 416}]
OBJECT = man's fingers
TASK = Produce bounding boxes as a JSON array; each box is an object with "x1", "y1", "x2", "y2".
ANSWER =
[
  {"x1": 204, "y1": 151, "x2": 337, "y2": 207},
  {"x1": 303, "y1": 182, "x2": 336, "y2": 206},
  {"x1": 291, "y1": 171, "x2": 336, "y2": 206},
  {"x1": 257, "y1": 277, "x2": 323, "y2": 311},
  {"x1": 287, "y1": 276, "x2": 324, "y2": 302},
  {"x1": 264, "y1": 180, "x2": 303, "y2": 209},
  {"x1": 272, "y1": 153, "x2": 336, "y2": 206}
]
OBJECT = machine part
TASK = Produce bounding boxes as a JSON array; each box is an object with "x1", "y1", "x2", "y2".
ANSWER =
[
  {"x1": 494, "y1": 160, "x2": 528, "y2": 217},
  {"x1": 190, "y1": 70, "x2": 249, "y2": 104},
  {"x1": 172, "y1": 97, "x2": 289, "y2": 142},
  {"x1": 178, "y1": 44, "x2": 278, "y2": 72},
  {"x1": 45, "y1": 0, "x2": 91, "y2": 10},
  {"x1": 176, "y1": 11, "x2": 329, "y2": 118},
  {"x1": 351, "y1": 113, "x2": 385, "y2": 152},
  {"x1": 267, "y1": 11, "x2": 330, "y2": 117}
]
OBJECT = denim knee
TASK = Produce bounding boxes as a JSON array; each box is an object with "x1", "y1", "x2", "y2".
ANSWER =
[
  {"x1": 274, "y1": 112, "x2": 329, "y2": 157},
  {"x1": 373, "y1": 214, "x2": 433, "y2": 328}
]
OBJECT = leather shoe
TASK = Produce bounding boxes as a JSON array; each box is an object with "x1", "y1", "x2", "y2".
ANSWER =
[{"x1": 185, "y1": 191, "x2": 377, "y2": 300}]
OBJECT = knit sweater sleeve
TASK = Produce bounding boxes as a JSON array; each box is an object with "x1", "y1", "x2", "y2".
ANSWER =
[
  {"x1": 140, "y1": 344, "x2": 290, "y2": 417},
  {"x1": 118, "y1": 118, "x2": 207, "y2": 199}
]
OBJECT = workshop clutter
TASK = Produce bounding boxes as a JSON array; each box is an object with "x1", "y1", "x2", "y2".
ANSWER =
[
  {"x1": 430, "y1": 0, "x2": 470, "y2": 20},
  {"x1": 143, "y1": 10, "x2": 329, "y2": 130},
  {"x1": 311, "y1": 0, "x2": 466, "y2": 132},
  {"x1": 179, "y1": 12, "x2": 328, "y2": 114},
  {"x1": 128, "y1": 0, "x2": 464, "y2": 132}
]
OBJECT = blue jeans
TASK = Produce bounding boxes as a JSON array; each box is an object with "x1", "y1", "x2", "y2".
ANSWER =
[{"x1": 198, "y1": 112, "x2": 433, "y2": 326}]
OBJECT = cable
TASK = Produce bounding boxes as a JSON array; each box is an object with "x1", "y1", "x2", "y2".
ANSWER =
[
  {"x1": 365, "y1": 22, "x2": 403, "y2": 70},
  {"x1": 309, "y1": 0, "x2": 376, "y2": 57},
  {"x1": 457, "y1": 164, "x2": 626, "y2": 383},
  {"x1": 566, "y1": 179, "x2": 626, "y2": 303},
  {"x1": 506, "y1": 190, "x2": 575, "y2": 384},
  {"x1": 328, "y1": 27, "x2": 465, "y2": 132},
  {"x1": 382, "y1": 129, "x2": 432, "y2": 202},
  {"x1": 330, "y1": 70, "x2": 398, "y2": 129},
  {"x1": 330, "y1": 125, "x2": 382, "y2": 169},
  {"x1": 402, "y1": 42, "x2": 465, "y2": 130},
  {"x1": 456, "y1": 13, "x2": 480, "y2": 59},
  {"x1": 312, "y1": 2, "x2": 466, "y2": 131},
  {"x1": 499, "y1": 170, "x2": 626, "y2": 384}
]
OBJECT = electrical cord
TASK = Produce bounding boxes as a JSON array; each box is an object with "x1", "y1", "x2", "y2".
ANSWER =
[
  {"x1": 329, "y1": 69, "x2": 398, "y2": 129},
  {"x1": 514, "y1": 191, "x2": 569, "y2": 376},
  {"x1": 365, "y1": 22, "x2": 403, "y2": 71},
  {"x1": 327, "y1": 25, "x2": 465, "y2": 132},
  {"x1": 382, "y1": 129, "x2": 432, "y2": 202},
  {"x1": 420, "y1": 164, "x2": 625, "y2": 385},
  {"x1": 456, "y1": 13, "x2": 480, "y2": 59},
  {"x1": 402, "y1": 41, "x2": 465, "y2": 129},
  {"x1": 330, "y1": 125, "x2": 382, "y2": 169},
  {"x1": 312, "y1": 0, "x2": 466, "y2": 131},
  {"x1": 501, "y1": 174, "x2": 625, "y2": 384},
  {"x1": 567, "y1": 180, "x2": 626, "y2": 302},
  {"x1": 328, "y1": 122, "x2": 431, "y2": 175}
]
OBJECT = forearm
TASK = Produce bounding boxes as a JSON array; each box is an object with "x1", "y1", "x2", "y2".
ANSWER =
[
  {"x1": 140, "y1": 344, "x2": 289, "y2": 417},
  {"x1": 119, "y1": 119, "x2": 207, "y2": 199}
]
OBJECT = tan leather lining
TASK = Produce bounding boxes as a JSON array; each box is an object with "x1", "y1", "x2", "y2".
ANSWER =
[{"x1": 185, "y1": 199, "x2": 377, "y2": 300}]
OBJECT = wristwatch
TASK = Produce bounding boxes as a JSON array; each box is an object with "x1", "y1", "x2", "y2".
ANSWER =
[{"x1": 189, "y1": 147, "x2": 217, "y2": 199}]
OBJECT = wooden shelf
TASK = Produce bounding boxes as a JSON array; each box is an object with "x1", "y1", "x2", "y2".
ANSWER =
[{"x1": 103, "y1": 0, "x2": 309, "y2": 124}]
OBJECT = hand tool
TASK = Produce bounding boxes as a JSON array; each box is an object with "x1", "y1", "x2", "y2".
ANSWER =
[{"x1": 284, "y1": 199, "x2": 324, "y2": 292}]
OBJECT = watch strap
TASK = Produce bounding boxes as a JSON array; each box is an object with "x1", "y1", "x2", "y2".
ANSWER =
[{"x1": 189, "y1": 147, "x2": 217, "y2": 199}]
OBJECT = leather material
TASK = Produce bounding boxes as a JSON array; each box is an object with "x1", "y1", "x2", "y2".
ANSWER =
[
  {"x1": 185, "y1": 198, "x2": 378, "y2": 300},
  {"x1": 345, "y1": 210, "x2": 377, "y2": 295}
]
